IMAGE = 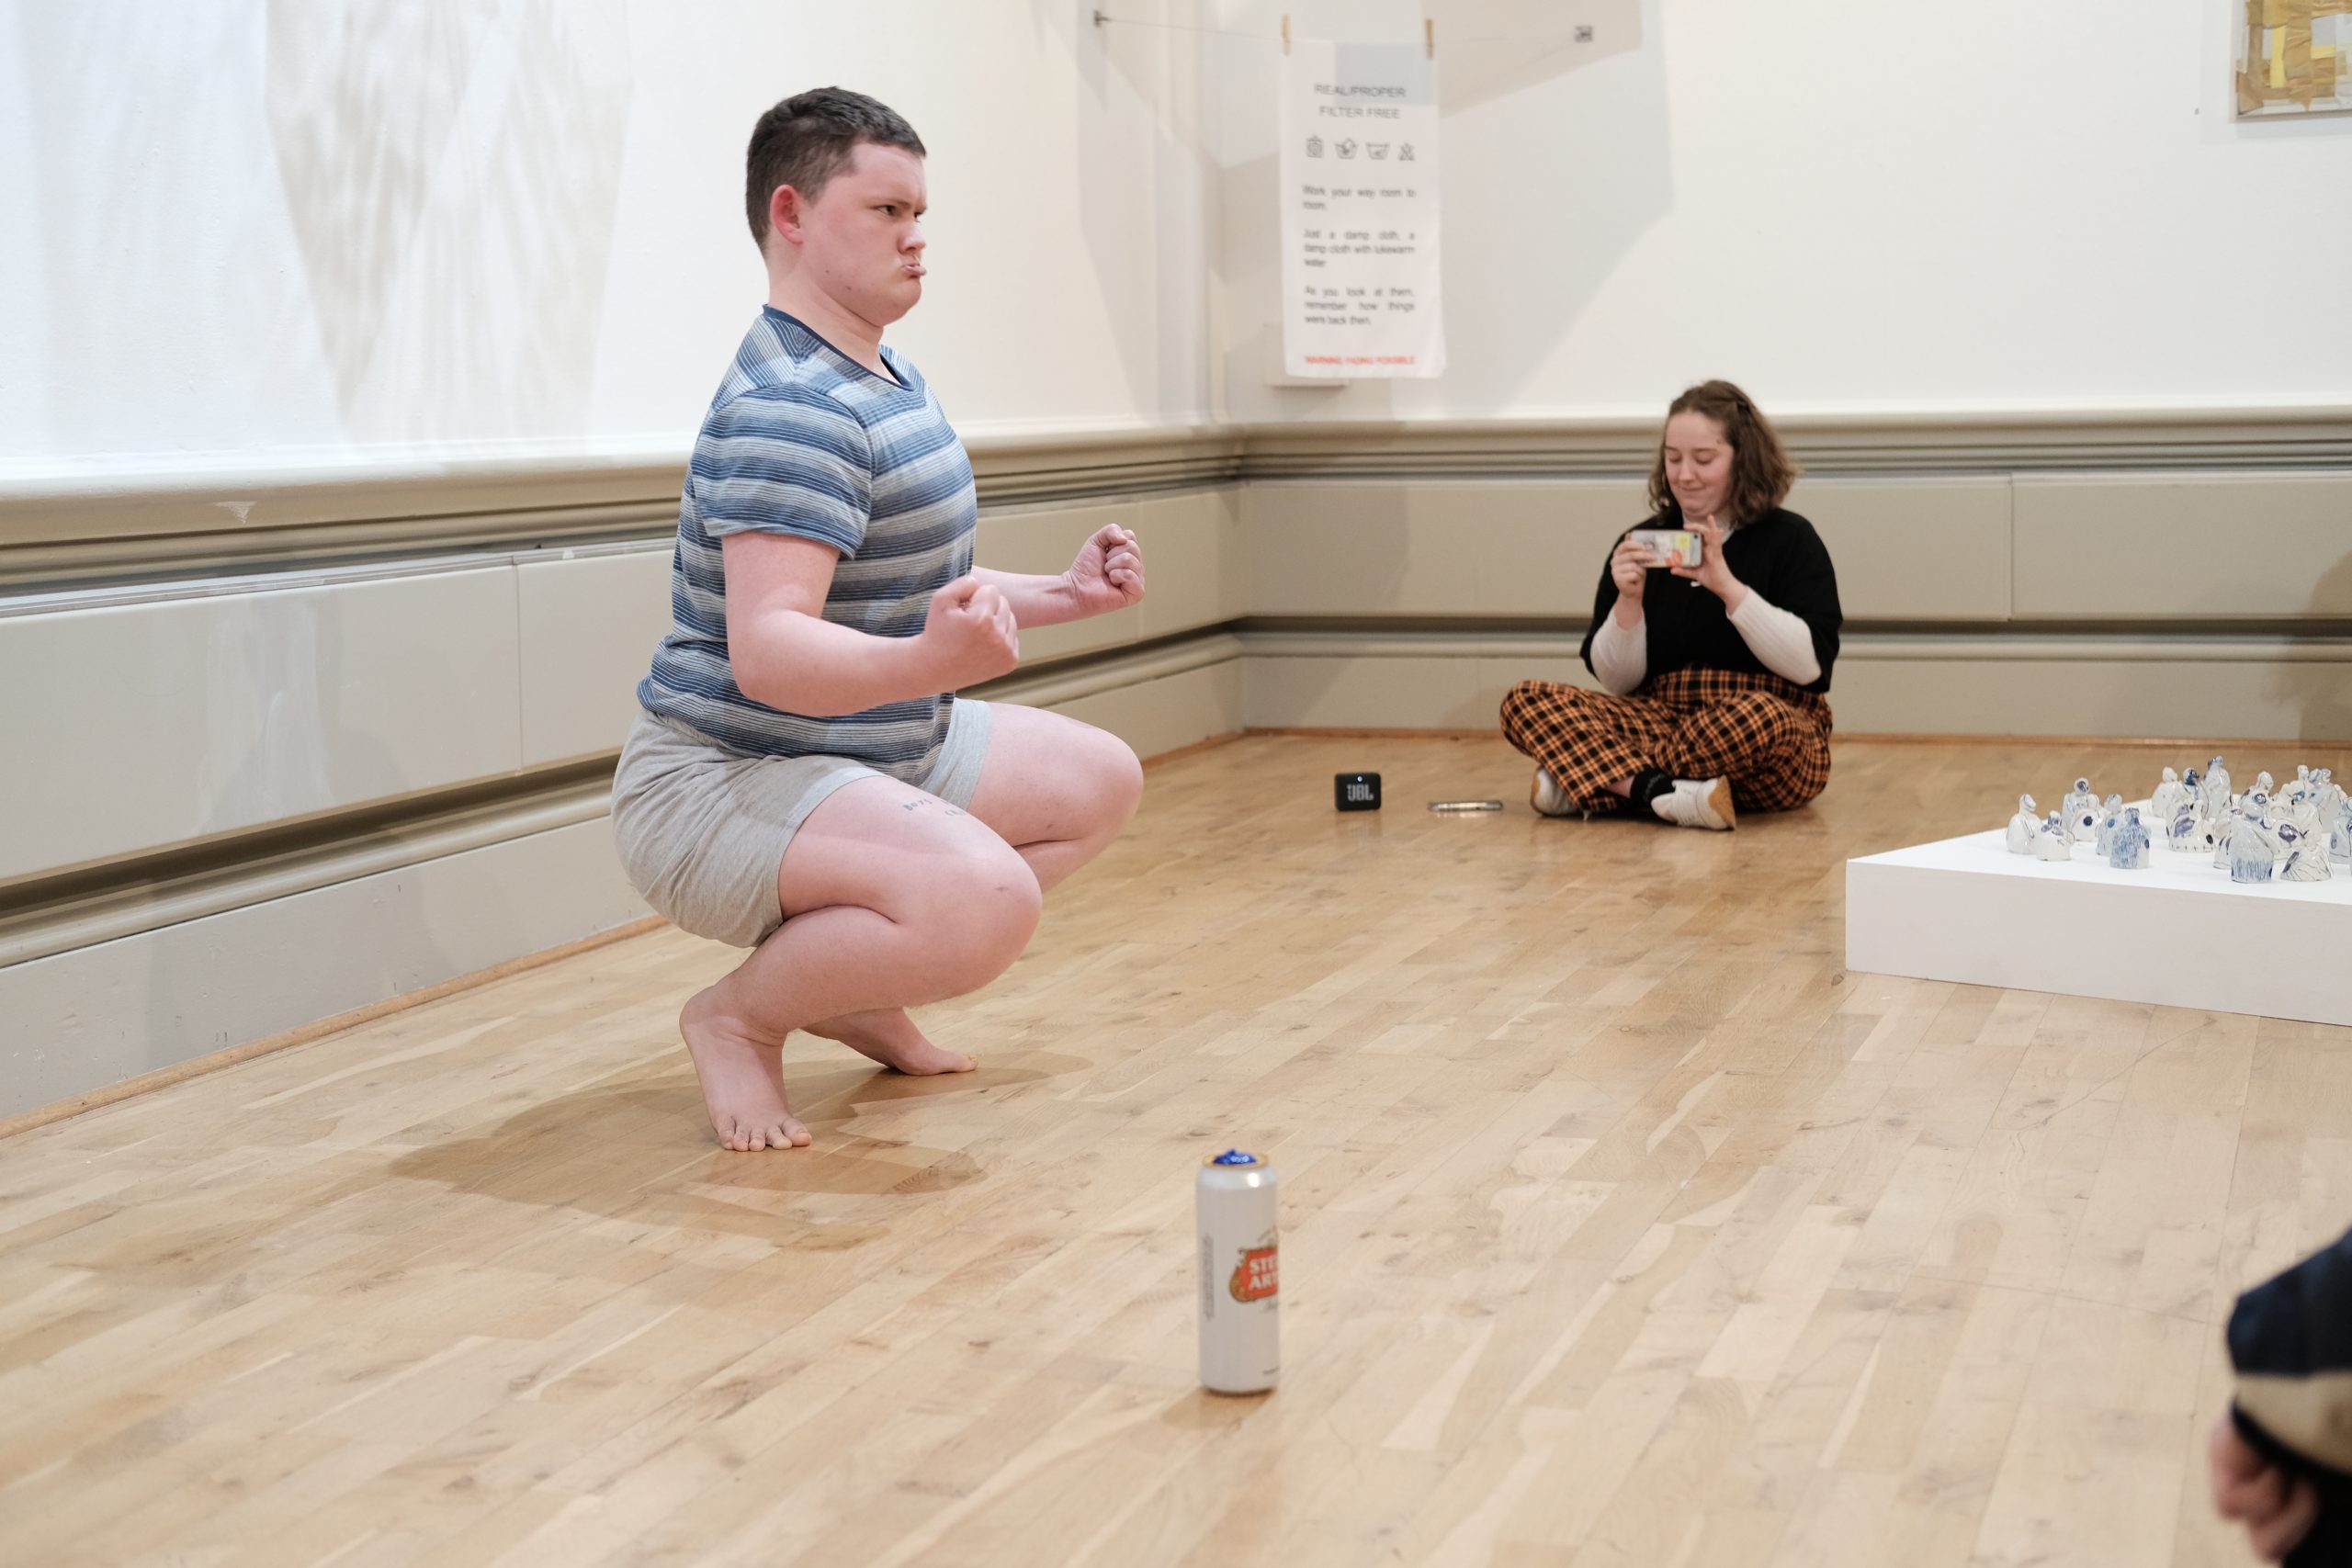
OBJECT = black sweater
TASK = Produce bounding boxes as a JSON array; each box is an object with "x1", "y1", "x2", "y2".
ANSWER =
[
  {"x1": 1577, "y1": 506, "x2": 1844, "y2": 695},
  {"x1": 2228, "y1": 1226, "x2": 2352, "y2": 1565}
]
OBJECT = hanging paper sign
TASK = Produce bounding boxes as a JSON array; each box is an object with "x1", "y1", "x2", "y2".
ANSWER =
[{"x1": 1277, "y1": 38, "x2": 1444, "y2": 379}]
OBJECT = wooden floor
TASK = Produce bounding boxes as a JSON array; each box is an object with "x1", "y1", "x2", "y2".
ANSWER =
[{"x1": 6, "y1": 734, "x2": 2351, "y2": 1568}]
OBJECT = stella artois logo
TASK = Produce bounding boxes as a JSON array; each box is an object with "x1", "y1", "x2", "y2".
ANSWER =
[{"x1": 1228, "y1": 1243, "x2": 1278, "y2": 1303}]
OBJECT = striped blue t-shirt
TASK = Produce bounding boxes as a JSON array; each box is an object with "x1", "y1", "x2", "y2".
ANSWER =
[{"x1": 637, "y1": 309, "x2": 977, "y2": 775}]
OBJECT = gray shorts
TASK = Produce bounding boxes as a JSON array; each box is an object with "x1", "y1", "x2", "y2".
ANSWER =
[{"x1": 610, "y1": 701, "x2": 993, "y2": 948}]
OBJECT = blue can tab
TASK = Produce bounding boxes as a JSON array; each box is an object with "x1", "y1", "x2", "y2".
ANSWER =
[{"x1": 1212, "y1": 1150, "x2": 1260, "y2": 1166}]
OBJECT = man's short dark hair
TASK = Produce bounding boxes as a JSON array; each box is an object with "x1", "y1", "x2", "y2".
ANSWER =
[{"x1": 745, "y1": 87, "x2": 925, "y2": 246}]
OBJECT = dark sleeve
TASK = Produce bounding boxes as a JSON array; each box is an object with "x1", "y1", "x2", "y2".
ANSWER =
[
  {"x1": 2229, "y1": 1226, "x2": 2352, "y2": 1480},
  {"x1": 2227, "y1": 1226, "x2": 2352, "y2": 1565},
  {"x1": 1577, "y1": 526, "x2": 1634, "y2": 680},
  {"x1": 1766, "y1": 514, "x2": 1843, "y2": 693}
]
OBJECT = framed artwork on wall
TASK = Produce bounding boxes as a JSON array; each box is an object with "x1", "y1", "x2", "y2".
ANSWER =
[{"x1": 2237, "y1": 0, "x2": 2352, "y2": 117}]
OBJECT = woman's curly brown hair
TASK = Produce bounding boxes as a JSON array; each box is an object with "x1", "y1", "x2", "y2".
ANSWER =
[{"x1": 1645, "y1": 380, "x2": 1800, "y2": 525}]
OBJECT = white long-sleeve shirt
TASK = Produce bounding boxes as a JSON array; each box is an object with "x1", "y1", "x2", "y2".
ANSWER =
[{"x1": 1590, "y1": 589, "x2": 1823, "y2": 694}]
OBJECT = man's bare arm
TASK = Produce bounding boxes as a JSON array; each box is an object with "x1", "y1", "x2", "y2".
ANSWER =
[
  {"x1": 969, "y1": 568, "x2": 1087, "y2": 629},
  {"x1": 972, "y1": 525, "x2": 1146, "y2": 628},
  {"x1": 723, "y1": 533, "x2": 1014, "y2": 716}
]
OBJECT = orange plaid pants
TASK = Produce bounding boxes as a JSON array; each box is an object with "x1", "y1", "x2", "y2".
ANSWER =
[{"x1": 1499, "y1": 668, "x2": 1834, "y2": 816}]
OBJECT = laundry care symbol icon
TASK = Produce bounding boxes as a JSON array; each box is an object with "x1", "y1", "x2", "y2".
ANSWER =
[
  {"x1": 1368, "y1": 142, "x2": 1390, "y2": 159},
  {"x1": 1399, "y1": 142, "x2": 1416, "y2": 161},
  {"x1": 1306, "y1": 135, "x2": 1324, "y2": 156},
  {"x1": 1336, "y1": 138, "x2": 1357, "y2": 158}
]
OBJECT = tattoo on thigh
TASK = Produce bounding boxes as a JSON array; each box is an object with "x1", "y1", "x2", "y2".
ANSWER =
[{"x1": 899, "y1": 798, "x2": 966, "y2": 818}]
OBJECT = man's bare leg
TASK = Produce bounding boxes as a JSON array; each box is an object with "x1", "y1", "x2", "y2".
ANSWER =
[
  {"x1": 961, "y1": 704, "x2": 1144, "y2": 892},
  {"x1": 681, "y1": 776, "x2": 1041, "y2": 1150},
  {"x1": 684, "y1": 706, "x2": 1140, "y2": 1150},
  {"x1": 782, "y1": 705, "x2": 1145, "y2": 1087}
]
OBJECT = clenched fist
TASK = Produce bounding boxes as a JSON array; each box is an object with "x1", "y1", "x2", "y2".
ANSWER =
[
  {"x1": 1064, "y1": 525, "x2": 1148, "y2": 615},
  {"x1": 922, "y1": 576, "x2": 1021, "y2": 688}
]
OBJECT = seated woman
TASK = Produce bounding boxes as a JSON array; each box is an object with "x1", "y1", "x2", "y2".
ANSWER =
[{"x1": 1501, "y1": 380, "x2": 1842, "y2": 830}]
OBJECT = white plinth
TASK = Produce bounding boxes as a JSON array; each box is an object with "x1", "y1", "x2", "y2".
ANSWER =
[{"x1": 1845, "y1": 810, "x2": 2352, "y2": 1027}]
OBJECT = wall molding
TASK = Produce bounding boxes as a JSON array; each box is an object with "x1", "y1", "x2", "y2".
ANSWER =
[
  {"x1": 7, "y1": 405, "x2": 2348, "y2": 591},
  {"x1": 1242, "y1": 406, "x2": 2352, "y2": 478},
  {"x1": 1230, "y1": 624, "x2": 2352, "y2": 669},
  {"x1": 0, "y1": 762, "x2": 618, "y2": 969},
  {"x1": 0, "y1": 429, "x2": 1244, "y2": 592}
]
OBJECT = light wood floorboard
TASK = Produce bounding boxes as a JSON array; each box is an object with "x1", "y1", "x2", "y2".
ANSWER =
[{"x1": 4, "y1": 734, "x2": 2349, "y2": 1567}]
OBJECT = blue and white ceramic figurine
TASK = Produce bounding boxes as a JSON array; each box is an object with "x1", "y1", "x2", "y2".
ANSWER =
[
  {"x1": 2212, "y1": 797, "x2": 2240, "y2": 869},
  {"x1": 2200, "y1": 756, "x2": 2233, "y2": 821},
  {"x1": 2034, "y1": 812, "x2": 2074, "y2": 862},
  {"x1": 2198, "y1": 787, "x2": 2233, "y2": 856},
  {"x1": 2312, "y1": 766, "x2": 2343, "y2": 818},
  {"x1": 2229, "y1": 792, "x2": 2281, "y2": 884},
  {"x1": 2276, "y1": 784, "x2": 2330, "y2": 882},
  {"x1": 2311, "y1": 769, "x2": 2350, "y2": 863},
  {"x1": 2062, "y1": 778, "x2": 2099, "y2": 841},
  {"x1": 2006, "y1": 794, "x2": 2040, "y2": 854},
  {"x1": 2302, "y1": 767, "x2": 2339, "y2": 835},
  {"x1": 2092, "y1": 794, "x2": 2124, "y2": 858},
  {"x1": 2168, "y1": 767, "x2": 2206, "y2": 852},
  {"x1": 2149, "y1": 768, "x2": 2185, "y2": 837},
  {"x1": 2108, "y1": 807, "x2": 2152, "y2": 870}
]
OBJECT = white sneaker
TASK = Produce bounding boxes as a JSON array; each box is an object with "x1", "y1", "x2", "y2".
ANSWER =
[
  {"x1": 1650, "y1": 777, "x2": 1737, "y2": 831},
  {"x1": 1531, "y1": 768, "x2": 1575, "y2": 818}
]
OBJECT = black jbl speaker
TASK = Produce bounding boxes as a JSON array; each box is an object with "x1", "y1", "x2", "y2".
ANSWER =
[{"x1": 1334, "y1": 772, "x2": 1382, "y2": 811}]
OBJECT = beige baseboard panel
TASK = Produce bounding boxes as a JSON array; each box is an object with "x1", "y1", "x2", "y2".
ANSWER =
[
  {"x1": 1048, "y1": 660, "x2": 1246, "y2": 761},
  {"x1": 0, "y1": 817, "x2": 651, "y2": 1121},
  {"x1": 1828, "y1": 634, "x2": 2352, "y2": 740},
  {"x1": 1238, "y1": 468, "x2": 2352, "y2": 627},
  {"x1": 978, "y1": 631, "x2": 1248, "y2": 760},
  {"x1": 1238, "y1": 635, "x2": 1592, "y2": 731},
  {"x1": 1234, "y1": 629, "x2": 2352, "y2": 741}
]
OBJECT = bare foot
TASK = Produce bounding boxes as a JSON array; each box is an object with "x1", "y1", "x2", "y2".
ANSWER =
[
  {"x1": 807, "y1": 1009, "x2": 977, "y2": 1076},
  {"x1": 679, "y1": 987, "x2": 810, "y2": 1151}
]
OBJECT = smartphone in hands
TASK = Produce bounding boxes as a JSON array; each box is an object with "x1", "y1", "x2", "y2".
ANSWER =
[{"x1": 1628, "y1": 528, "x2": 1702, "y2": 569}]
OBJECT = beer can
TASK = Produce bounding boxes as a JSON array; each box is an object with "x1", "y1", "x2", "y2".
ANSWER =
[{"x1": 1196, "y1": 1149, "x2": 1279, "y2": 1393}]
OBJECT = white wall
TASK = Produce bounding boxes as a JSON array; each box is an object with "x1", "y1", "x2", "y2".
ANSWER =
[
  {"x1": 1214, "y1": 0, "x2": 2352, "y2": 423},
  {"x1": 10, "y1": 0, "x2": 2346, "y2": 482},
  {"x1": 0, "y1": 0, "x2": 1218, "y2": 483}
]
